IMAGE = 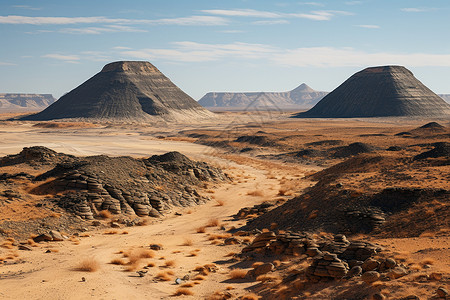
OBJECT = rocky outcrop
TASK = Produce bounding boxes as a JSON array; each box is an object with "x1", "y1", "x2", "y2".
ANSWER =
[
  {"x1": 198, "y1": 83, "x2": 327, "y2": 109},
  {"x1": 20, "y1": 61, "x2": 214, "y2": 122},
  {"x1": 0, "y1": 93, "x2": 55, "y2": 112},
  {"x1": 295, "y1": 66, "x2": 450, "y2": 118},
  {"x1": 2, "y1": 147, "x2": 228, "y2": 220}
]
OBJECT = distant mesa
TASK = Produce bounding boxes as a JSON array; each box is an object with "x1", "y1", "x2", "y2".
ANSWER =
[
  {"x1": 439, "y1": 94, "x2": 450, "y2": 104},
  {"x1": 295, "y1": 66, "x2": 450, "y2": 118},
  {"x1": 20, "y1": 61, "x2": 214, "y2": 122},
  {"x1": 0, "y1": 94, "x2": 55, "y2": 112},
  {"x1": 198, "y1": 83, "x2": 328, "y2": 110}
]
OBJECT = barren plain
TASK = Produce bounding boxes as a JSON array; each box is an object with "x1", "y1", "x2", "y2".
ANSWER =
[{"x1": 0, "y1": 112, "x2": 448, "y2": 300}]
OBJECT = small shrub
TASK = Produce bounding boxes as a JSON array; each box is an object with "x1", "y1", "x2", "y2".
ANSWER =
[
  {"x1": 164, "y1": 260, "x2": 176, "y2": 267},
  {"x1": 155, "y1": 271, "x2": 173, "y2": 281},
  {"x1": 196, "y1": 226, "x2": 207, "y2": 233},
  {"x1": 241, "y1": 293, "x2": 260, "y2": 300},
  {"x1": 110, "y1": 258, "x2": 127, "y2": 265},
  {"x1": 247, "y1": 190, "x2": 264, "y2": 197},
  {"x1": 180, "y1": 282, "x2": 195, "y2": 288},
  {"x1": 193, "y1": 274, "x2": 206, "y2": 280},
  {"x1": 182, "y1": 238, "x2": 193, "y2": 246},
  {"x1": 206, "y1": 218, "x2": 221, "y2": 227},
  {"x1": 98, "y1": 210, "x2": 113, "y2": 219},
  {"x1": 75, "y1": 258, "x2": 100, "y2": 272},
  {"x1": 228, "y1": 269, "x2": 248, "y2": 279},
  {"x1": 173, "y1": 288, "x2": 194, "y2": 296},
  {"x1": 215, "y1": 200, "x2": 225, "y2": 206}
]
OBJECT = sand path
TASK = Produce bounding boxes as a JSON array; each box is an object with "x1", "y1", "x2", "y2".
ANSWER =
[{"x1": 0, "y1": 141, "x2": 289, "y2": 299}]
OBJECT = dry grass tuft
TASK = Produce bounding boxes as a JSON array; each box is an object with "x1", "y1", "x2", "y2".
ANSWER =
[
  {"x1": 193, "y1": 274, "x2": 206, "y2": 280},
  {"x1": 98, "y1": 210, "x2": 113, "y2": 219},
  {"x1": 228, "y1": 269, "x2": 248, "y2": 279},
  {"x1": 256, "y1": 274, "x2": 281, "y2": 283},
  {"x1": 164, "y1": 260, "x2": 176, "y2": 267},
  {"x1": 206, "y1": 218, "x2": 221, "y2": 227},
  {"x1": 173, "y1": 288, "x2": 194, "y2": 296},
  {"x1": 241, "y1": 293, "x2": 260, "y2": 300},
  {"x1": 182, "y1": 238, "x2": 194, "y2": 246},
  {"x1": 189, "y1": 250, "x2": 199, "y2": 257},
  {"x1": 103, "y1": 230, "x2": 118, "y2": 235},
  {"x1": 75, "y1": 258, "x2": 100, "y2": 272},
  {"x1": 215, "y1": 199, "x2": 225, "y2": 206},
  {"x1": 181, "y1": 282, "x2": 195, "y2": 288},
  {"x1": 225, "y1": 251, "x2": 237, "y2": 257},
  {"x1": 155, "y1": 271, "x2": 173, "y2": 281},
  {"x1": 247, "y1": 190, "x2": 264, "y2": 197},
  {"x1": 420, "y1": 257, "x2": 435, "y2": 266},
  {"x1": 196, "y1": 226, "x2": 207, "y2": 233},
  {"x1": 121, "y1": 231, "x2": 129, "y2": 235},
  {"x1": 110, "y1": 258, "x2": 127, "y2": 265}
]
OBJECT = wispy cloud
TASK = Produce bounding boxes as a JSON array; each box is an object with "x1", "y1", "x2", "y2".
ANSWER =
[
  {"x1": 0, "y1": 15, "x2": 228, "y2": 26},
  {"x1": 356, "y1": 24, "x2": 380, "y2": 29},
  {"x1": 12, "y1": 5, "x2": 41, "y2": 10},
  {"x1": 60, "y1": 25, "x2": 147, "y2": 34},
  {"x1": 0, "y1": 61, "x2": 16, "y2": 66},
  {"x1": 299, "y1": 2, "x2": 325, "y2": 6},
  {"x1": 42, "y1": 53, "x2": 80, "y2": 63},
  {"x1": 401, "y1": 7, "x2": 435, "y2": 13},
  {"x1": 274, "y1": 47, "x2": 450, "y2": 67},
  {"x1": 118, "y1": 41, "x2": 450, "y2": 68},
  {"x1": 201, "y1": 9, "x2": 281, "y2": 18},
  {"x1": 121, "y1": 41, "x2": 277, "y2": 62},
  {"x1": 345, "y1": 1, "x2": 362, "y2": 5},
  {"x1": 203, "y1": 9, "x2": 352, "y2": 21},
  {"x1": 253, "y1": 20, "x2": 289, "y2": 25}
]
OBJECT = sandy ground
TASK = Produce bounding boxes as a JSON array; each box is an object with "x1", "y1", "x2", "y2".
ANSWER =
[
  {"x1": 0, "y1": 149, "x2": 289, "y2": 299},
  {"x1": 0, "y1": 116, "x2": 448, "y2": 299}
]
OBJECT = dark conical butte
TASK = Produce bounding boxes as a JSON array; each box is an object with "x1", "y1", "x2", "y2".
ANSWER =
[
  {"x1": 21, "y1": 61, "x2": 213, "y2": 121},
  {"x1": 295, "y1": 66, "x2": 450, "y2": 118}
]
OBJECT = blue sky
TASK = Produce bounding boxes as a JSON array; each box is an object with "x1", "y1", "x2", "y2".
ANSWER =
[{"x1": 1, "y1": 0, "x2": 449, "y2": 99}]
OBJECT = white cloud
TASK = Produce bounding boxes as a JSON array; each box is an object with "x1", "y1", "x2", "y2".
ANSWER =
[
  {"x1": 356, "y1": 24, "x2": 380, "y2": 29},
  {"x1": 253, "y1": 20, "x2": 289, "y2": 25},
  {"x1": 113, "y1": 46, "x2": 132, "y2": 50},
  {"x1": 220, "y1": 30, "x2": 245, "y2": 33},
  {"x1": 118, "y1": 42, "x2": 450, "y2": 68},
  {"x1": 201, "y1": 9, "x2": 281, "y2": 18},
  {"x1": 203, "y1": 9, "x2": 352, "y2": 21},
  {"x1": 401, "y1": 7, "x2": 434, "y2": 13},
  {"x1": 0, "y1": 61, "x2": 15, "y2": 66},
  {"x1": 298, "y1": 2, "x2": 324, "y2": 7},
  {"x1": 12, "y1": 5, "x2": 41, "y2": 10},
  {"x1": 60, "y1": 25, "x2": 147, "y2": 34},
  {"x1": 273, "y1": 47, "x2": 450, "y2": 67},
  {"x1": 345, "y1": 1, "x2": 362, "y2": 5},
  {"x1": 121, "y1": 42, "x2": 278, "y2": 62},
  {"x1": 0, "y1": 15, "x2": 228, "y2": 26},
  {"x1": 42, "y1": 53, "x2": 80, "y2": 63}
]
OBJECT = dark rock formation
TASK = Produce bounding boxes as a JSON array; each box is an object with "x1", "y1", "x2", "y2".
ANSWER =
[
  {"x1": 198, "y1": 83, "x2": 327, "y2": 109},
  {"x1": 295, "y1": 66, "x2": 450, "y2": 118},
  {"x1": 1, "y1": 146, "x2": 228, "y2": 220},
  {"x1": 20, "y1": 61, "x2": 213, "y2": 122}
]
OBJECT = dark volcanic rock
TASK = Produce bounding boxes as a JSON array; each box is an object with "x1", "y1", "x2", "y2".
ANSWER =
[
  {"x1": 332, "y1": 142, "x2": 375, "y2": 158},
  {"x1": 414, "y1": 142, "x2": 450, "y2": 160},
  {"x1": 20, "y1": 61, "x2": 213, "y2": 122},
  {"x1": 295, "y1": 65, "x2": 450, "y2": 118}
]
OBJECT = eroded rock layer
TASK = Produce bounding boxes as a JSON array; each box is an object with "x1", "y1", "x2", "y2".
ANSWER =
[
  {"x1": 20, "y1": 61, "x2": 213, "y2": 121},
  {"x1": 296, "y1": 66, "x2": 450, "y2": 118}
]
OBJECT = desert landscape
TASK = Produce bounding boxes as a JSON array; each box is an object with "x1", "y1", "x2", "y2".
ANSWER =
[{"x1": 1, "y1": 2, "x2": 449, "y2": 299}]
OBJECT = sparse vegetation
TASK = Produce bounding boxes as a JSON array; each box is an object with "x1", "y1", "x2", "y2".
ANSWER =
[
  {"x1": 173, "y1": 288, "x2": 194, "y2": 296},
  {"x1": 228, "y1": 269, "x2": 248, "y2": 279},
  {"x1": 75, "y1": 258, "x2": 100, "y2": 272}
]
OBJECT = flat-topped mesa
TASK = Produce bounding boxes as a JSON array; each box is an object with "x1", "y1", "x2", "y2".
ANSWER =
[
  {"x1": 20, "y1": 61, "x2": 214, "y2": 122},
  {"x1": 100, "y1": 61, "x2": 160, "y2": 74},
  {"x1": 295, "y1": 65, "x2": 450, "y2": 118}
]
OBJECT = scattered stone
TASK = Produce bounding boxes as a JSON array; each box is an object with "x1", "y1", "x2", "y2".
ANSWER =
[
  {"x1": 430, "y1": 272, "x2": 443, "y2": 281},
  {"x1": 361, "y1": 271, "x2": 380, "y2": 284},
  {"x1": 149, "y1": 244, "x2": 162, "y2": 251},
  {"x1": 92, "y1": 220, "x2": 101, "y2": 226},
  {"x1": 18, "y1": 244, "x2": 32, "y2": 251},
  {"x1": 362, "y1": 258, "x2": 380, "y2": 272},
  {"x1": 49, "y1": 230, "x2": 64, "y2": 241},
  {"x1": 436, "y1": 287, "x2": 449, "y2": 298},
  {"x1": 136, "y1": 270, "x2": 147, "y2": 277},
  {"x1": 33, "y1": 233, "x2": 53, "y2": 243},
  {"x1": 347, "y1": 266, "x2": 362, "y2": 278},
  {"x1": 372, "y1": 293, "x2": 386, "y2": 300},
  {"x1": 110, "y1": 222, "x2": 120, "y2": 228},
  {"x1": 224, "y1": 237, "x2": 240, "y2": 245},
  {"x1": 252, "y1": 263, "x2": 274, "y2": 277},
  {"x1": 387, "y1": 266, "x2": 408, "y2": 279}
]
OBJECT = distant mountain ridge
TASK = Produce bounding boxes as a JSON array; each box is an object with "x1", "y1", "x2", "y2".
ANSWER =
[
  {"x1": 0, "y1": 94, "x2": 56, "y2": 112},
  {"x1": 198, "y1": 83, "x2": 328, "y2": 109},
  {"x1": 439, "y1": 94, "x2": 450, "y2": 103}
]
